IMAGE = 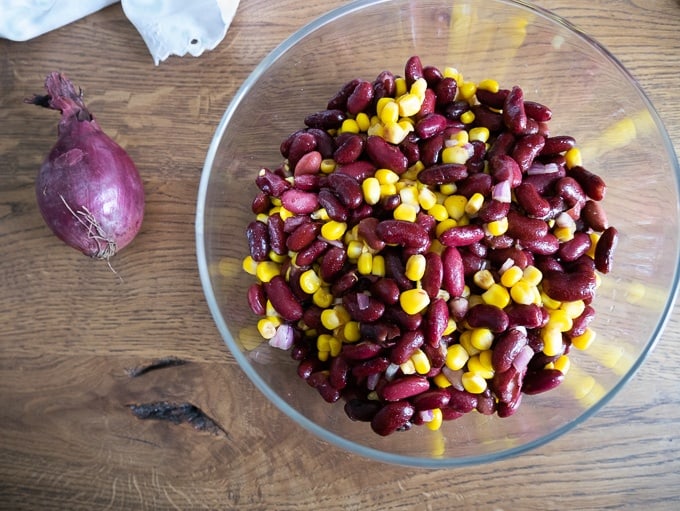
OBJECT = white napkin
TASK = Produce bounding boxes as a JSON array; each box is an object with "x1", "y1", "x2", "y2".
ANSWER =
[{"x1": 0, "y1": 0, "x2": 240, "y2": 65}]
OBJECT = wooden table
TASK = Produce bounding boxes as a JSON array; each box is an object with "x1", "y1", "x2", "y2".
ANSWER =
[{"x1": 1, "y1": 1, "x2": 679, "y2": 509}]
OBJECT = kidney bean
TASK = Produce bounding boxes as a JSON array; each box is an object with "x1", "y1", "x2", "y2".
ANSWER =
[
  {"x1": 360, "y1": 321, "x2": 401, "y2": 343},
  {"x1": 376, "y1": 220, "x2": 430, "y2": 251},
  {"x1": 336, "y1": 161, "x2": 376, "y2": 181},
  {"x1": 301, "y1": 305, "x2": 323, "y2": 331},
  {"x1": 286, "y1": 221, "x2": 319, "y2": 252},
  {"x1": 440, "y1": 225, "x2": 486, "y2": 247},
  {"x1": 317, "y1": 246, "x2": 345, "y2": 282},
  {"x1": 417, "y1": 88, "x2": 437, "y2": 119},
  {"x1": 315, "y1": 189, "x2": 346, "y2": 222},
  {"x1": 296, "y1": 239, "x2": 329, "y2": 267},
  {"x1": 366, "y1": 135, "x2": 409, "y2": 174},
  {"x1": 280, "y1": 188, "x2": 319, "y2": 215},
  {"x1": 497, "y1": 392, "x2": 523, "y2": 417},
  {"x1": 486, "y1": 246, "x2": 530, "y2": 269},
  {"x1": 384, "y1": 306, "x2": 422, "y2": 331},
  {"x1": 506, "y1": 303, "x2": 545, "y2": 329},
  {"x1": 380, "y1": 193, "x2": 401, "y2": 213},
  {"x1": 512, "y1": 133, "x2": 545, "y2": 171},
  {"x1": 432, "y1": 76, "x2": 456, "y2": 105},
  {"x1": 460, "y1": 249, "x2": 485, "y2": 277},
  {"x1": 390, "y1": 329, "x2": 425, "y2": 364},
  {"x1": 247, "y1": 283, "x2": 267, "y2": 316},
  {"x1": 264, "y1": 275, "x2": 303, "y2": 321},
  {"x1": 466, "y1": 304, "x2": 509, "y2": 333},
  {"x1": 292, "y1": 150, "x2": 322, "y2": 176},
  {"x1": 466, "y1": 139, "x2": 487, "y2": 174},
  {"x1": 424, "y1": 298, "x2": 449, "y2": 347},
  {"x1": 246, "y1": 220, "x2": 269, "y2": 261},
  {"x1": 417, "y1": 163, "x2": 468, "y2": 185},
  {"x1": 256, "y1": 167, "x2": 291, "y2": 197},
  {"x1": 251, "y1": 190, "x2": 271, "y2": 214},
  {"x1": 340, "y1": 341, "x2": 382, "y2": 362},
  {"x1": 293, "y1": 173, "x2": 322, "y2": 192},
  {"x1": 503, "y1": 85, "x2": 527, "y2": 134},
  {"x1": 370, "y1": 277, "x2": 401, "y2": 306},
  {"x1": 542, "y1": 269, "x2": 597, "y2": 302},
  {"x1": 447, "y1": 388, "x2": 479, "y2": 413},
  {"x1": 333, "y1": 134, "x2": 364, "y2": 164},
  {"x1": 472, "y1": 104, "x2": 504, "y2": 132},
  {"x1": 441, "y1": 407, "x2": 464, "y2": 421},
  {"x1": 348, "y1": 203, "x2": 375, "y2": 225},
  {"x1": 382, "y1": 248, "x2": 412, "y2": 290},
  {"x1": 326, "y1": 78, "x2": 361, "y2": 109},
  {"x1": 421, "y1": 252, "x2": 443, "y2": 299},
  {"x1": 456, "y1": 172, "x2": 492, "y2": 198},
  {"x1": 400, "y1": 135, "x2": 421, "y2": 165},
  {"x1": 352, "y1": 356, "x2": 391, "y2": 379},
  {"x1": 342, "y1": 292, "x2": 386, "y2": 322},
  {"x1": 411, "y1": 389, "x2": 450, "y2": 412},
  {"x1": 419, "y1": 133, "x2": 444, "y2": 167},
  {"x1": 514, "y1": 182, "x2": 550, "y2": 218},
  {"x1": 556, "y1": 232, "x2": 591, "y2": 263},
  {"x1": 265, "y1": 213, "x2": 285, "y2": 255},
  {"x1": 286, "y1": 132, "x2": 318, "y2": 169},
  {"x1": 375, "y1": 69, "x2": 396, "y2": 96},
  {"x1": 415, "y1": 113, "x2": 448, "y2": 139},
  {"x1": 581, "y1": 200, "x2": 609, "y2": 232},
  {"x1": 522, "y1": 233, "x2": 560, "y2": 255},
  {"x1": 328, "y1": 356, "x2": 350, "y2": 390},
  {"x1": 489, "y1": 154, "x2": 522, "y2": 187},
  {"x1": 554, "y1": 176, "x2": 585, "y2": 209},
  {"x1": 345, "y1": 398, "x2": 382, "y2": 422},
  {"x1": 310, "y1": 372, "x2": 342, "y2": 403},
  {"x1": 522, "y1": 369, "x2": 564, "y2": 395},
  {"x1": 475, "y1": 389, "x2": 497, "y2": 415},
  {"x1": 506, "y1": 209, "x2": 548, "y2": 241},
  {"x1": 371, "y1": 401, "x2": 415, "y2": 436},
  {"x1": 441, "y1": 246, "x2": 465, "y2": 297},
  {"x1": 476, "y1": 88, "x2": 509, "y2": 109},
  {"x1": 568, "y1": 304, "x2": 595, "y2": 338},
  {"x1": 524, "y1": 100, "x2": 552, "y2": 122},
  {"x1": 487, "y1": 131, "x2": 516, "y2": 160},
  {"x1": 490, "y1": 366, "x2": 523, "y2": 404},
  {"x1": 380, "y1": 375, "x2": 430, "y2": 402},
  {"x1": 303, "y1": 128, "x2": 335, "y2": 159},
  {"x1": 326, "y1": 172, "x2": 363, "y2": 210},
  {"x1": 297, "y1": 357, "x2": 322, "y2": 380},
  {"x1": 404, "y1": 55, "x2": 424, "y2": 86},
  {"x1": 347, "y1": 80, "x2": 374, "y2": 115},
  {"x1": 594, "y1": 226, "x2": 618, "y2": 274},
  {"x1": 357, "y1": 217, "x2": 385, "y2": 252},
  {"x1": 568, "y1": 165, "x2": 606, "y2": 201},
  {"x1": 492, "y1": 329, "x2": 528, "y2": 373},
  {"x1": 540, "y1": 135, "x2": 575, "y2": 155}
]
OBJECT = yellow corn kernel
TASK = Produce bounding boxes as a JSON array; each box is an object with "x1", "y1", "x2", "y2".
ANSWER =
[
  {"x1": 399, "y1": 185, "x2": 419, "y2": 206},
  {"x1": 486, "y1": 217, "x2": 509, "y2": 236},
  {"x1": 312, "y1": 287, "x2": 334, "y2": 308},
  {"x1": 587, "y1": 232, "x2": 600, "y2": 259},
  {"x1": 376, "y1": 168, "x2": 400, "y2": 185},
  {"x1": 565, "y1": 147, "x2": 582, "y2": 169},
  {"x1": 461, "y1": 372, "x2": 487, "y2": 394},
  {"x1": 446, "y1": 344, "x2": 469, "y2": 371},
  {"x1": 427, "y1": 203, "x2": 449, "y2": 222},
  {"x1": 467, "y1": 354, "x2": 494, "y2": 379},
  {"x1": 459, "y1": 329, "x2": 480, "y2": 356},
  {"x1": 256, "y1": 261, "x2": 281, "y2": 283},
  {"x1": 376, "y1": 97, "x2": 395, "y2": 117},
  {"x1": 400, "y1": 288, "x2": 431, "y2": 315},
  {"x1": 468, "y1": 126, "x2": 490, "y2": 143},
  {"x1": 346, "y1": 239, "x2": 364, "y2": 260},
  {"x1": 572, "y1": 328, "x2": 597, "y2": 350},
  {"x1": 371, "y1": 254, "x2": 386, "y2": 277},
  {"x1": 400, "y1": 359, "x2": 417, "y2": 375},
  {"x1": 329, "y1": 336, "x2": 342, "y2": 357},
  {"x1": 340, "y1": 118, "x2": 360, "y2": 134},
  {"x1": 311, "y1": 208, "x2": 330, "y2": 222},
  {"x1": 444, "y1": 195, "x2": 468, "y2": 220},
  {"x1": 553, "y1": 225, "x2": 575, "y2": 242},
  {"x1": 465, "y1": 192, "x2": 485, "y2": 215},
  {"x1": 439, "y1": 183, "x2": 458, "y2": 196},
  {"x1": 355, "y1": 112, "x2": 371, "y2": 132},
  {"x1": 425, "y1": 408, "x2": 443, "y2": 431},
  {"x1": 405, "y1": 254, "x2": 427, "y2": 281},
  {"x1": 411, "y1": 348, "x2": 431, "y2": 375},
  {"x1": 458, "y1": 81, "x2": 477, "y2": 101},
  {"x1": 397, "y1": 92, "x2": 422, "y2": 117},
  {"x1": 561, "y1": 300, "x2": 586, "y2": 319},
  {"x1": 433, "y1": 372, "x2": 452, "y2": 388},
  {"x1": 510, "y1": 280, "x2": 536, "y2": 305},
  {"x1": 320, "y1": 158, "x2": 336, "y2": 173},
  {"x1": 379, "y1": 183, "x2": 397, "y2": 198},
  {"x1": 479, "y1": 349, "x2": 494, "y2": 372},
  {"x1": 255, "y1": 213, "x2": 269, "y2": 224},
  {"x1": 500, "y1": 265, "x2": 523, "y2": 287},
  {"x1": 441, "y1": 145, "x2": 470, "y2": 165},
  {"x1": 333, "y1": 305, "x2": 351, "y2": 325},
  {"x1": 473, "y1": 269, "x2": 495, "y2": 290},
  {"x1": 299, "y1": 269, "x2": 322, "y2": 294},
  {"x1": 242, "y1": 255, "x2": 258, "y2": 275},
  {"x1": 317, "y1": 333, "x2": 332, "y2": 352},
  {"x1": 383, "y1": 121, "x2": 410, "y2": 145},
  {"x1": 343, "y1": 321, "x2": 361, "y2": 343},
  {"x1": 553, "y1": 355, "x2": 570, "y2": 374},
  {"x1": 482, "y1": 283, "x2": 511, "y2": 309},
  {"x1": 321, "y1": 308, "x2": 344, "y2": 331},
  {"x1": 547, "y1": 309, "x2": 573, "y2": 332},
  {"x1": 541, "y1": 327, "x2": 563, "y2": 357},
  {"x1": 443, "y1": 66, "x2": 461, "y2": 81},
  {"x1": 443, "y1": 317, "x2": 457, "y2": 336},
  {"x1": 321, "y1": 220, "x2": 347, "y2": 241},
  {"x1": 410, "y1": 77, "x2": 428, "y2": 98},
  {"x1": 460, "y1": 110, "x2": 475, "y2": 124},
  {"x1": 357, "y1": 251, "x2": 373, "y2": 275},
  {"x1": 359, "y1": 177, "x2": 380, "y2": 205},
  {"x1": 470, "y1": 327, "x2": 494, "y2": 351},
  {"x1": 435, "y1": 218, "x2": 458, "y2": 237},
  {"x1": 367, "y1": 122, "x2": 384, "y2": 138},
  {"x1": 257, "y1": 317, "x2": 281, "y2": 339},
  {"x1": 477, "y1": 78, "x2": 500, "y2": 93},
  {"x1": 393, "y1": 203, "x2": 418, "y2": 222},
  {"x1": 265, "y1": 299, "x2": 278, "y2": 317},
  {"x1": 278, "y1": 206, "x2": 294, "y2": 221},
  {"x1": 521, "y1": 265, "x2": 543, "y2": 286},
  {"x1": 418, "y1": 187, "x2": 438, "y2": 211}
]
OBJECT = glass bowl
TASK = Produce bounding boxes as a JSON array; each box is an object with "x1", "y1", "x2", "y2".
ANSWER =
[{"x1": 196, "y1": 0, "x2": 680, "y2": 467}]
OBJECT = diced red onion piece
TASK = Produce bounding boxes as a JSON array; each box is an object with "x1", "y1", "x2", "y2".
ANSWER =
[
  {"x1": 512, "y1": 344, "x2": 535, "y2": 372},
  {"x1": 268, "y1": 324, "x2": 295, "y2": 350}
]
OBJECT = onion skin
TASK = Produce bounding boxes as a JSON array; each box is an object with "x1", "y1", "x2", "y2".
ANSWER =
[{"x1": 28, "y1": 72, "x2": 144, "y2": 260}]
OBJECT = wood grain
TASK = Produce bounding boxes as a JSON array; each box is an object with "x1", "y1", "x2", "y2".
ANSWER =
[{"x1": 1, "y1": 1, "x2": 679, "y2": 509}]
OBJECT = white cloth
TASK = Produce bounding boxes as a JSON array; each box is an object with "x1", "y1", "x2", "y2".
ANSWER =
[{"x1": 0, "y1": 0, "x2": 240, "y2": 65}]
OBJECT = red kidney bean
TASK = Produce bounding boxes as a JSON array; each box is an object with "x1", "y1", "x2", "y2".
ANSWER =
[
  {"x1": 333, "y1": 134, "x2": 364, "y2": 164},
  {"x1": 503, "y1": 85, "x2": 527, "y2": 134},
  {"x1": 309, "y1": 372, "x2": 341, "y2": 403},
  {"x1": 374, "y1": 70, "x2": 396, "y2": 97},
  {"x1": 404, "y1": 55, "x2": 424, "y2": 86},
  {"x1": 487, "y1": 131, "x2": 516, "y2": 160},
  {"x1": 380, "y1": 375, "x2": 430, "y2": 401},
  {"x1": 317, "y1": 188, "x2": 348, "y2": 222},
  {"x1": 555, "y1": 176, "x2": 586, "y2": 208},
  {"x1": 328, "y1": 356, "x2": 350, "y2": 390},
  {"x1": 280, "y1": 129, "x2": 304, "y2": 157},
  {"x1": 524, "y1": 100, "x2": 552, "y2": 122},
  {"x1": 282, "y1": 214, "x2": 309, "y2": 234},
  {"x1": 512, "y1": 133, "x2": 545, "y2": 171},
  {"x1": 522, "y1": 233, "x2": 560, "y2": 255},
  {"x1": 466, "y1": 304, "x2": 509, "y2": 333},
  {"x1": 492, "y1": 328, "x2": 528, "y2": 373},
  {"x1": 366, "y1": 135, "x2": 409, "y2": 174},
  {"x1": 301, "y1": 305, "x2": 323, "y2": 330},
  {"x1": 383, "y1": 248, "x2": 412, "y2": 290},
  {"x1": 286, "y1": 221, "x2": 319, "y2": 251},
  {"x1": 348, "y1": 202, "x2": 375, "y2": 226},
  {"x1": 384, "y1": 306, "x2": 422, "y2": 331},
  {"x1": 371, "y1": 401, "x2": 415, "y2": 436},
  {"x1": 293, "y1": 150, "x2": 322, "y2": 176},
  {"x1": 390, "y1": 329, "x2": 425, "y2": 364},
  {"x1": 506, "y1": 303, "x2": 545, "y2": 329},
  {"x1": 557, "y1": 232, "x2": 591, "y2": 262},
  {"x1": 341, "y1": 340, "x2": 383, "y2": 361},
  {"x1": 460, "y1": 249, "x2": 485, "y2": 277},
  {"x1": 246, "y1": 220, "x2": 269, "y2": 261},
  {"x1": 419, "y1": 133, "x2": 444, "y2": 167},
  {"x1": 595, "y1": 226, "x2": 618, "y2": 274},
  {"x1": 568, "y1": 165, "x2": 606, "y2": 201},
  {"x1": 342, "y1": 292, "x2": 386, "y2": 322},
  {"x1": 400, "y1": 134, "x2": 420, "y2": 165},
  {"x1": 370, "y1": 277, "x2": 401, "y2": 305},
  {"x1": 423, "y1": 341, "x2": 447, "y2": 370},
  {"x1": 514, "y1": 182, "x2": 551, "y2": 218},
  {"x1": 376, "y1": 220, "x2": 430, "y2": 250},
  {"x1": 581, "y1": 199, "x2": 609, "y2": 231},
  {"x1": 489, "y1": 154, "x2": 522, "y2": 187},
  {"x1": 542, "y1": 269, "x2": 597, "y2": 302},
  {"x1": 471, "y1": 104, "x2": 504, "y2": 132},
  {"x1": 412, "y1": 389, "x2": 450, "y2": 411},
  {"x1": 442, "y1": 246, "x2": 465, "y2": 297},
  {"x1": 287, "y1": 266, "x2": 311, "y2": 301},
  {"x1": 347, "y1": 80, "x2": 374, "y2": 115},
  {"x1": 327, "y1": 172, "x2": 363, "y2": 210},
  {"x1": 247, "y1": 283, "x2": 267, "y2": 315},
  {"x1": 447, "y1": 388, "x2": 479, "y2": 413},
  {"x1": 352, "y1": 356, "x2": 391, "y2": 379},
  {"x1": 264, "y1": 275, "x2": 303, "y2": 321},
  {"x1": 491, "y1": 365, "x2": 523, "y2": 403},
  {"x1": 415, "y1": 113, "x2": 448, "y2": 139},
  {"x1": 439, "y1": 225, "x2": 486, "y2": 247},
  {"x1": 256, "y1": 167, "x2": 291, "y2": 197},
  {"x1": 486, "y1": 246, "x2": 530, "y2": 269},
  {"x1": 280, "y1": 188, "x2": 319, "y2": 215},
  {"x1": 336, "y1": 160, "x2": 376, "y2": 181},
  {"x1": 540, "y1": 135, "x2": 575, "y2": 155},
  {"x1": 466, "y1": 139, "x2": 487, "y2": 174},
  {"x1": 497, "y1": 392, "x2": 522, "y2": 417},
  {"x1": 422, "y1": 252, "x2": 443, "y2": 299},
  {"x1": 360, "y1": 321, "x2": 401, "y2": 343},
  {"x1": 522, "y1": 369, "x2": 564, "y2": 395},
  {"x1": 441, "y1": 407, "x2": 464, "y2": 421},
  {"x1": 305, "y1": 128, "x2": 336, "y2": 158},
  {"x1": 568, "y1": 304, "x2": 595, "y2": 338},
  {"x1": 358, "y1": 217, "x2": 386, "y2": 251},
  {"x1": 417, "y1": 163, "x2": 468, "y2": 185},
  {"x1": 327, "y1": 78, "x2": 361, "y2": 110},
  {"x1": 287, "y1": 132, "x2": 318, "y2": 168},
  {"x1": 434, "y1": 76, "x2": 458, "y2": 105},
  {"x1": 475, "y1": 88, "x2": 509, "y2": 110},
  {"x1": 318, "y1": 246, "x2": 346, "y2": 282},
  {"x1": 293, "y1": 173, "x2": 321, "y2": 192},
  {"x1": 295, "y1": 239, "x2": 328, "y2": 267},
  {"x1": 298, "y1": 358, "x2": 322, "y2": 380},
  {"x1": 251, "y1": 190, "x2": 271, "y2": 214},
  {"x1": 425, "y1": 298, "x2": 449, "y2": 346},
  {"x1": 456, "y1": 172, "x2": 492, "y2": 198},
  {"x1": 266, "y1": 213, "x2": 286, "y2": 255},
  {"x1": 506, "y1": 209, "x2": 548, "y2": 241},
  {"x1": 475, "y1": 389, "x2": 497, "y2": 415},
  {"x1": 417, "y1": 88, "x2": 437, "y2": 118},
  {"x1": 345, "y1": 398, "x2": 382, "y2": 422}
]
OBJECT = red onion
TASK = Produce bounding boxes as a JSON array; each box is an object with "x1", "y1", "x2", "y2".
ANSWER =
[
  {"x1": 268, "y1": 324, "x2": 295, "y2": 350},
  {"x1": 491, "y1": 179, "x2": 512, "y2": 203},
  {"x1": 27, "y1": 72, "x2": 144, "y2": 260}
]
